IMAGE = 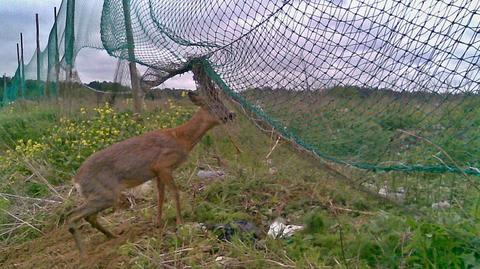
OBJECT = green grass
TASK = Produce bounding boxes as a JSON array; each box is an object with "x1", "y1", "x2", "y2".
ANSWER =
[
  {"x1": 0, "y1": 104, "x2": 58, "y2": 150},
  {"x1": 246, "y1": 87, "x2": 480, "y2": 169},
  {"x1": 0, "y1": 95, "x2": 479, "y2": 268}
]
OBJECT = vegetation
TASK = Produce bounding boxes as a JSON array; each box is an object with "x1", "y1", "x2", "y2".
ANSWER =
[
  {"x1": 87, "y1": 81, "x2": 132, "y2": 93},
  {"x1": 0, "y1": 90, "x2": 479, "y2": 268},
  {"x1": 246, "y1": 86, "x2": 480, "y2": 168},
  {"x1": 0, "y1": 76, "x2": 12, "y2": 102}
]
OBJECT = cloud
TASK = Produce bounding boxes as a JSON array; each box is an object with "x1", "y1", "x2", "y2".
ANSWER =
[
  {"x1": 205, "y1": 0, "x2": 480, "y2": 93},
  {"x1": 75, "y1": 49, "x2": 118, "y2": 82}
]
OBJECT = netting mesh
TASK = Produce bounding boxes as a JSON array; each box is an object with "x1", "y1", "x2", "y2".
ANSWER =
[
  {"x1": 1, "y1": 0, "x2": 106, "y2": 104},
  {"x1": 3, "y1": 0, "x2": 480, "y2": 180}
]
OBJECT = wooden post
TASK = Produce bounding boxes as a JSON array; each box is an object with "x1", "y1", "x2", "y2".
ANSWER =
[
  {"x1": 36, "y1": 13, "x2": 46, "y2": 97},
  {"x1": 44, "y1": 7, "x2": 59, "y2": 99},
  {"x1": 64, "y1": 0, "x2": 75, "y2": 111},
  {"x1": 122, "y1": 0, "x2": 142, "y2": 114},
  {"x1": 65, "y1": 0, "x2": 75, "y2": 83},
  {"x1": 36, "y1": 14, "x2": 40, "y2": 83},
  {"x1": 16, "y1": 43, "x2": 22, "y2": 97},
  {"x1": 20, "y1": 33, "x2": 25, "y2": 97},
  {"x1": 54, "y1": 7, "x2": 60, "y2": 87}
]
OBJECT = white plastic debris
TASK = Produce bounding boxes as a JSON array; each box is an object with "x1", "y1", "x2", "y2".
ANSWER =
[
  {"x1": 282, "y1": 225, "x2": 304, "y2": 237},
  {"x1": 197, "y1": 223, "x2": 208, "y2": 232},
  {"x1": 377, "y1": 186, "x2": 405, "y2": 201},
  {"x1": 268, "y1": 218, "x2": 285, "y2": 238},
  {"x1": 378, "y1": 187, "x2": 388, "y2": 197},
  {"x1": 268, "y1": 218, "x2": 303, "y2": 239},
  {"x1": 432, "y1": 201, "x2": 451, "y2": 210},
  {"x1": 197, "y1": 169, "x2": 225, "y2": 180}
]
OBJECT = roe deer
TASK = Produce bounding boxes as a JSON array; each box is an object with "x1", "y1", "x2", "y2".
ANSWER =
[{"x1": 67, "y1": 74, "x2": 235, "y2": 257}]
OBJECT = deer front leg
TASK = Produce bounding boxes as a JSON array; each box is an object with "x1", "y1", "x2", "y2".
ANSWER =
[
  {"x1": 157, "y1": 170, "x2": 183, "y2": 225},
  {"x1": 155, "y1": 177, "x2": 165, "y2": 228}
]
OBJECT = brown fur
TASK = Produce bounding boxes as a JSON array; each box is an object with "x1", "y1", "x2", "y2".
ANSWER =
[{"x1": 67, "y1": 91, "x2": 234, "y2": 258}]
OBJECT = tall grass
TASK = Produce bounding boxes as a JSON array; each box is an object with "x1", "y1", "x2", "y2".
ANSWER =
[{"x1": 0, "y1": 92, "x2": 479, "y2": 268}]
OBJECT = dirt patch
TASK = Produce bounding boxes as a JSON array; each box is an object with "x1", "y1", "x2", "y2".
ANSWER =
[{"x1": 0, "y1": 216, "x2": 160, "y2": 269}]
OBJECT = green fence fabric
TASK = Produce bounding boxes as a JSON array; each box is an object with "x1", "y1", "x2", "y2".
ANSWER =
[
  {"x1": 3, "y1": 0, "x2": 480, "y2": 179},
  {"x1": 1, "y1": 0, "x2": 105, "y2": 105}
]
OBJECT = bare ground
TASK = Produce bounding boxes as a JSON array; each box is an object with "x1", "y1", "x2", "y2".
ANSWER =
[{"x1": 0, "y1": 214, "x2": 161, "y2": 269}]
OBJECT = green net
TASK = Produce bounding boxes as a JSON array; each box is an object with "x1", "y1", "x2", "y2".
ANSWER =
[
  {"x1": 1, "y1": 0, "x2": 105, "y2": 105},
  {"x1": 3, "y1": 0, "x2": 480, "y2": 180},
  {"x1": 101, "y1": 0, "x2": 480, "y2": 177}
]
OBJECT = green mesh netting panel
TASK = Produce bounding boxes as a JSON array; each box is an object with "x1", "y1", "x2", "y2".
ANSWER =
[
  {"x1": 100, "y1": 0, "x2": 480, "y2": 176},
  {"x1": 1, "y1": 0, "x2": 105, "y2": 105},
  {"x1": 3, "y1": 0, "x2": 480, "y2": 179}
]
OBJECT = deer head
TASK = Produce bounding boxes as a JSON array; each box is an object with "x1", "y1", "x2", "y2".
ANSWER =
[{"x1": 188, "y1": 90, "x2": 235, "y2": 124}]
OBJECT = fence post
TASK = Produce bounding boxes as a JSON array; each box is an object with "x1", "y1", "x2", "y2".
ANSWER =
[
  {"x1": 65, "y1": 0, "x2": 75, "y2": 83},
  {"x1": 16, "y1": 43, "x2": 22, "y2": 98},
  {"x1": 54, "y1": 7, "x2": 60, "y2": 92},
  {"x1": 122, "y1": 0, "x2": 142, "y2": 114},
  {"x1": 64, "y1": 0, "x2": 75, "y2": 110},
  {"x1": 20, "y1": 33, "x2": 25, "y2": 97},
  {"x1": 36, "y1": 13, "x2": 44, "y2": 97}
]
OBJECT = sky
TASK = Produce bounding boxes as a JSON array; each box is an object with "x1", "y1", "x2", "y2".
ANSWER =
[
  {"x1": 0, "y1": 0, "x2": 195, "y2": 88},
  {"x1": 0, "y1": 0, "x2": 62, "y2": 77}
]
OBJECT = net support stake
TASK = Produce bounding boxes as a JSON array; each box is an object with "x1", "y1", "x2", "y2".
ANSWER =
[
  {"x1": 122, "y1": 0, "x2": 143, "y2": 115},
  {"x1": 36, "y1": 13, "x2": 44, "y2": 96},
  {"x1": 16, "y1": 43, "x2": 22, "y2": 98},
  {"x1": 64, "y1": 0, "x2": 75, "y2": 111},
  {"x1": 54, "y1": 7, "x2": 59, "y2": 85},
  {"x1": 20, "y1": 33, "x2": 25, "y2": 97},
  {"x1": 65, "y1": 0, "x2": 75, "y2": 83}
]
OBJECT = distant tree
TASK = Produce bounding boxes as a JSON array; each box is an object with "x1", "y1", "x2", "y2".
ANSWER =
[
  {"x1": 87, "y1": 81, "x2": 131, "y2": 93},
  {"x1": 145, "y1": 88, "x2": 188, "y2": 100},
  {"x1": 87, "y1": 81, "x2": 132, "y2": 106}
]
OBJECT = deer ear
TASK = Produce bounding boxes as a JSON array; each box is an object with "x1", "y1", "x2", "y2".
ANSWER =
[{"x1": 188, "y1": 91, "x2": 205, "y2": 107}]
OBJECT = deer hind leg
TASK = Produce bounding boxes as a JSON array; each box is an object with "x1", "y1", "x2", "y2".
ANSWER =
[
  {"x1": 157, "y1": 170, "x2": 183, "y2": 225},
  {"x1": 85, "y1": 213, "x2": 116, "y2": 239},
  {"x1": 67, "y1": 197, "x2": 113, "y2": 258}
]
